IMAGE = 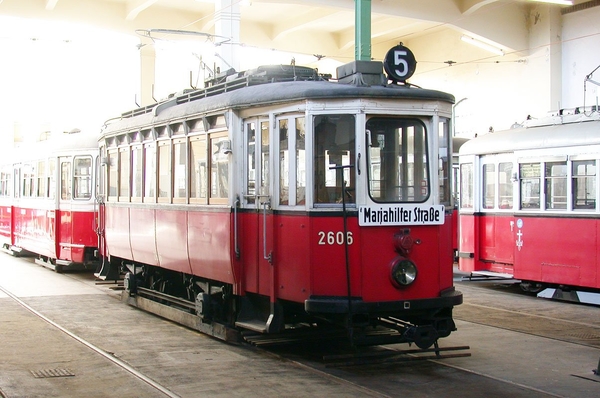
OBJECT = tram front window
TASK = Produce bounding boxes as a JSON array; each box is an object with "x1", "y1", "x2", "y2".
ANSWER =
[
  {"x1": 366, "y1": 118, "x2": 428, "y2": 203},
  {"x1": 314, "y1": 115, "x2": 356, "y2": 204}
]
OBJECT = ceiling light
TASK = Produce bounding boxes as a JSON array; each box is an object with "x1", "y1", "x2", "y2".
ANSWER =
[
  {"x1": 528, "y1": 0, "x2": 573, "y2": 5},
  {"x1": 461, "y1": 35, "x2": 504, "y2": 56}
]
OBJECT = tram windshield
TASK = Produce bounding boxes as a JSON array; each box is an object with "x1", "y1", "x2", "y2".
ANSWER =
[
  {"x1": 314, "y1": 115, "x2": 356, "y2": 204},
  {"x1": 366, "y1": 118, "x2": 429, "y2": 203}
]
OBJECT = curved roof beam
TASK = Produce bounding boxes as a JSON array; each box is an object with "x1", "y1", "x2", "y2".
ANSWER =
[
  {"x1": 126, "y1": 0, "x2": 158, "y2": 21},
  {"x1": 456, "y1": 0, "x2": 499, "y2": 15},
  {"x1": 45, "y1": 0, "x2": 59, "y2": 10}
]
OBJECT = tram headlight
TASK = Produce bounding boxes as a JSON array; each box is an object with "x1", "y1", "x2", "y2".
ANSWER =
[{"x1": 390, "y1": 256, "x2": 418, "y2": 288}]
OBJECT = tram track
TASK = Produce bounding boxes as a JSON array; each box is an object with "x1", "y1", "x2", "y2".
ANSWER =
[{"x1": 0, "y1": 283, "x2": 179, "y2": 398}]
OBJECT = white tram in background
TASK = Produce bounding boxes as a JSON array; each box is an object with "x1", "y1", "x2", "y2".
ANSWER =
[
  {"x1": 458, "y1": 108, "x2": 600, "y2": 304},
  {"x1": 0, "y1": 131, "x2": 99, "y2": 272},
  {"x1": 95, "y1": 45, "x2": 464, "y2": 348}
]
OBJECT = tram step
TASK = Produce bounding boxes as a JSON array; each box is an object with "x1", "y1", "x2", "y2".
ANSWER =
[{"x1": 235, "y1": 320, "x2": 268, "y2": 333}]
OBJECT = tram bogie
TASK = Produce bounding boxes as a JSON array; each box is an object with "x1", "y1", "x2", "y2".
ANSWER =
[{"x1": 97, "y1": 45, "x2": 462, "y2": 347}]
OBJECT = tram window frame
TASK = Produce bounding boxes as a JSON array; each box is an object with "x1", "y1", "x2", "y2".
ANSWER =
[
  {"x1": 498, "y1": 162, "x2": 514, "y2": 209},
  {"x1": 36, "y1": 160, "x2": 46, "y2": 198},
  {"x1": 131, "y1": 145, "x2": 143, "y2": 202},
  {"x1": 438, "y1": 118, "x2": 451, "y2": 206},
  {"x1": 107, "y1": 149, "x2": 119, "y2": 201},
  {"x1": 545, "y1": 161, "x2": 567, "y2": 210},
  {"x1": 314, "y1": 114, "x2": 356, "y2": 205},
  {"x1": 0, "y1": 170, "x2": 11, "y2": 197},
  {"x1": 209, "y1": 131, "x2": 229, "y2": 205},
  {"x1": 572, "y1": 159, "x2": 596, "y2": 210},
  {"x1": 173, "y1": 138, "x2": 188, "y2": 204},
  {"x1": 519, "y1": 163, "x2": 541, "y2": 209},
  {"x1": 73, "y1": 156, "x2": 93, "y2": 200},
  {"x1": 143, "y1": 142, "x2": 156, "y2": 203},
  {"x1": 22, "y1": 163, "x2": 35, "y2": 198},
  {"x1": 279, "y1": 118, "x2": 290, "y2": 206},
  {"x1": 365, "y1": 116, "x2": 427, "y2": 204},
  {"x1": 48, "y1": 158, "x2": 56, "y2": 200},
  {"x1": 189, "y1": 134, "x2": 208, "y2": 204},
  {"x1": 459, "y1": 163, "x2": 474, "y2": 209},
  {"x1": 118, "y1": 147, "x2": 131, "y2": 202},
  {"x1": 482, "y1": 163, "x2": 496, "y2": 209},
  {"x1": 157, "y1": 140, "x2": 172, "y2": 203},
  {"x1": 60, "y1": 161, "x2": 72, "y2": 200}
]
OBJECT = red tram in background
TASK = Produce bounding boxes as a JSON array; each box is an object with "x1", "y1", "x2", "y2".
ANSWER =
[
  {"x1": 458, "y1": 109, "x2": 600, "y2": 304},
  {"x1": 95, "y1": 45, "x2": 463, "y2": 348},
  {"x1": 0, "y1": 131, "x2": 99, "y2": 272}
]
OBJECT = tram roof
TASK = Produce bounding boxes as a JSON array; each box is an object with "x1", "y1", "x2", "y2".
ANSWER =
[
  {"x1": 101, "y1": 76, "x2": 455, "y2": 137},
  {"x1": 459, "y1": 113, "x2": 600, "y2": 156}
]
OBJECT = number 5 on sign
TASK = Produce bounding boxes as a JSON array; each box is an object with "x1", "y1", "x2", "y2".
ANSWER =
[{"x1": 384, "y1": 44, "x2": 417, "y2": 83}]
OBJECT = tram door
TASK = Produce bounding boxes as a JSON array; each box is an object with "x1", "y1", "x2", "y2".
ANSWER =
[
  {"x1": 57, "y1": 157, "x2": 73, "y2": 260},
  {"x1": 242, "y1": 119, "x2": 274, "y2": 297}
]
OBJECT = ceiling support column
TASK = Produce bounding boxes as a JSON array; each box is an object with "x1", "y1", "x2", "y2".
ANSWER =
[
  {"x1": 355, "y1": 0, "x2": 372, "y2": 61},
  {"x1": 215, "y1": 0, "x2": 241, "y2": 73}
]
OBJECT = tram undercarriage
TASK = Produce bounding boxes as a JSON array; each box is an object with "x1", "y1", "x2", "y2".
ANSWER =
[{"x1": 107, "y1": 258, "x2": 461, "y2": 348}]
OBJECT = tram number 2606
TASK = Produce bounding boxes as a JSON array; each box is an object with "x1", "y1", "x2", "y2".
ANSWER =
[{"x1": 317, "y1": 231, "x2": 354, "y2": 245}]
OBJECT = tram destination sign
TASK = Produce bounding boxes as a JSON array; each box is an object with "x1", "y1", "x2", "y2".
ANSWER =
[{"x1": 358, "y1": 204, "x2": 445, "y2": 226}]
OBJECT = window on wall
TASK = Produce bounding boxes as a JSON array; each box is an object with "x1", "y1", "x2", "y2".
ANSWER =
[
  {"x1": 520, "y1": 163, "x2": 540, "y2": 209},
  {"x1": 74, "y1": 156, "x2": 92, "y2": 200},
  {"x1": 438, "y1": 118, "x2": 451, "y2": 206},
  {"x1": 279, "y1": 119, "x2": 289, "y2": 205},
  {"x1": 131, "y1": 146, "x2": 142, "y2": 200},
  {"x1": 61, "y1": 161, "x2": 72, "y2": 200},
  {"x1": 498, "y1": 162, "x2": 513, "y2": 209},
  {"x1": 144, "y1": 143, "x2": 156, "y2": 201},
  {"x1": 190, "y1": 135, "x2": 207, "y2": 203},
  {"x1": 315, "y1": 114, "x2": 356, "y2": 204},
  {"x1": 37, "y1": 160, "x2": 46, "y2": 198},
  {"x1": 119, "y1": 148, "x2": 130, "y2": 201},
  {"x1": 158, "y1": 141, "x2": 171, "y2": 201},
  {"x1": 296, "y1": 117, "x2": 306, "y2": 205},
  {"x1": 108, "y1": 150, "x2": 118, "y2": 198},
  {"x1": 210, "y1": 134, "x2": 229, "y2": 202},
  {"x1": 460, "y1": 163, "x2": 473, "y2": 209},
  {"x1": 545, "y1": 162, "x2": 567, "y2": 210},
  {"x1": 173, "y1": 139, "x2": 187, "y2": 201},
  {"x1": 573, "y1": 160, "x2": 596, "y2": 210},
  {"x1": 482, "y1": 164, "x2": 495, "y2": 209}
]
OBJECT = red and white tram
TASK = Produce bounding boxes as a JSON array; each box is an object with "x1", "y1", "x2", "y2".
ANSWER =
[
  {"x1": 96, "y1": 45, "x2": 463, "y2": 347},
  {"x1": 0, "y1": 131, "x2": 99, "y2": 272},
  {"x1": 458, "y1": 109, "x2": 600, "y2": 304}
]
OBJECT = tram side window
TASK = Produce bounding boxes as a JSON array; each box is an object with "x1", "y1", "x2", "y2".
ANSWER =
[
  {"x1": 131, "y1": 146, "x2": 142, "y2": 200},
  {"x1": 520, "y1": 163, "x2": 540, "y2": 209},
  {"x1": 438, "y1": 118, "x2": 451, "y2": 206},
  {"x1": 545, "y1": 162, "x2": 567, "y2": 210},
  {"x1": 158, "y1": 141, "x2": 171, "y2": 200},
  {"x1": 144, "y1": 144, "x2": 156, "y2": 201},
  {"x1": 279, "y1": 119, "x2": 289, "y2": 205},
  {"x1": 314, "y1": 114, "x2": 356, "y2": 204},
  {"x1": 108, "y1": 151, "x2": 118, "y2": 198},
  {"x1": 190, "y1": 136, "x2": 207, "y2": 202},
  {"x1": 48, "y1": 159, "x2": 56, "y2": 199},
  {"x1": 573, "y1": 160, "x2": 596, "y2": 210},
  {"x1": 22, "y1": 163, "x2": 35, "y2": 197},
  {"x1": 37, "y1": 160, "x2": 46, "y2": 198},
  {"x1": 0, "y1": 171, "x2": 10, "y2": 197},
  {"x1": 61, "y1": 161, "x2": 72, "y2": 200},
  {"x1": 482, "y1": 164, "x2": 495, "y2": 209},
  {"x1": 498, "y1": 162, "x2": 513, "y2": 209},
  {"x1": 74, "y1": 156, "x2": 92, "y2": 200},
  {"x1": 296, "y1": 118, "x2": 306, "y2": 205},
  {"x1": 366, "y1": 117, "x2": 426, "y2": 203},
  {"x1": 210, "y1": 135, "x2": 229, "y2": 201},
  {"x1": 119, "y1": 148, "x2": 130, "y2": 201},
  {"x1": 173, "y1": 139, "x2": 187, "y2": 201},
  {"x1": 460, "y1": 163, "x2": 473, "y2": 209}
]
